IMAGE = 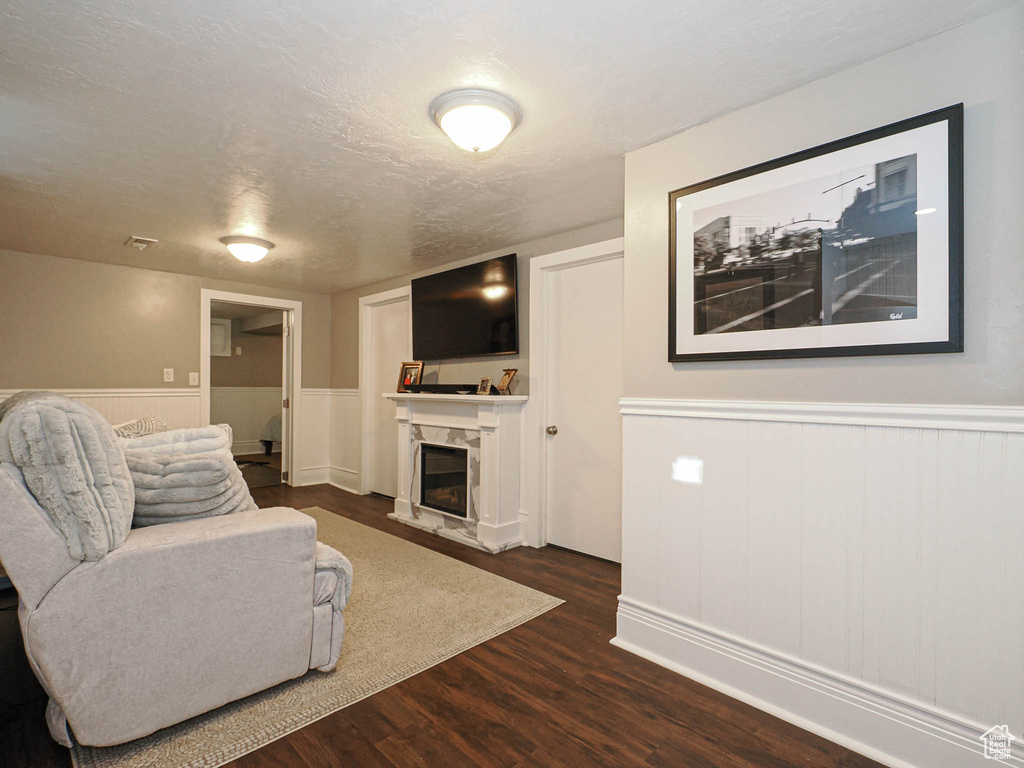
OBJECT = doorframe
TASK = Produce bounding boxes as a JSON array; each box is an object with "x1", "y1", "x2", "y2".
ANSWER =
[
  {"x1": 358, "y1": 285, "x2": 412, "y2": 495},
  {"x1": 521, "y1": 237, "x2": 624, "y2": 548},
  {"x1": 200, "y1": 289, "x2": 302, "y2": 485}
]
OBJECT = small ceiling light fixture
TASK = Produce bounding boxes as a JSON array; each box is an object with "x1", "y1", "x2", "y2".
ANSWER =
[
  {"x1": 430, "y1": 89, "x2": 521, "y2": 152},
  {"x1": 219, "y1": 235, "x2": 274, "y2": 263}
]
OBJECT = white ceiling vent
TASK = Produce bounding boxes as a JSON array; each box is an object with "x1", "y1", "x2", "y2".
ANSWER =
[{"x1": 124, "y1": 236, "x2": 158, "y2": 250}]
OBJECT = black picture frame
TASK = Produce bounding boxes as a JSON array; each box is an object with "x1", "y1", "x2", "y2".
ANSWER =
[{"x1": 668, "y1": 104, "x2": 964, "y2": 363}]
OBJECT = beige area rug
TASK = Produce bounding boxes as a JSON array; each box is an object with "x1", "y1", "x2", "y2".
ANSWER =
[{"x1": 72, "y1": 508, "x2": 562, "y2": 768}]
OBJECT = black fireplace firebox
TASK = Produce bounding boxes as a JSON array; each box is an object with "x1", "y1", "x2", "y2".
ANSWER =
[{"x1": 419, "y1": 443, "x2": 469, "y2": 518}]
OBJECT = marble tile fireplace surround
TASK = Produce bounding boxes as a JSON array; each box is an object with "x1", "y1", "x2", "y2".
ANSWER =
[{"x1": 384, "y1": 393, "x2": 528, "y2": 552}]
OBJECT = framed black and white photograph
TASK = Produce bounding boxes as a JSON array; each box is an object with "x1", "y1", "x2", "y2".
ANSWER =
[{"x1": 669, "y1": 104, "x2": 963, "y2": 362}]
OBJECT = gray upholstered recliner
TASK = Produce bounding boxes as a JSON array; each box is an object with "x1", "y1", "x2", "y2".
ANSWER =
[
  {"x1": 0, "y1": 392, "x2": 350, "y2": 748},
  {"x1": 0, "y1": 464, "x2": 347, "y2": 747}
]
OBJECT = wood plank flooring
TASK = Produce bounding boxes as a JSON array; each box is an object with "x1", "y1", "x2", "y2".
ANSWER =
[{"x1": 0, "y1": 484, "x2": 887, "y2": 768}]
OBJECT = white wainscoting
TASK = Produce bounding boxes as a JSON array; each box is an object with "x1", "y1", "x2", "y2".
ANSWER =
[
  {"x1": 0, "y1": 387, "x2": 361, "y2": 496},
  {"x1": 0, "y1": 388, "x2": 202, "y2": 429},
  {"x1": 296, "y1": 389, "x2": 332, "y2": 485},
  {"x1": 328, "y1": 389, "x2": 361, "y2": 493},
  {"x1": 209, "y1": 387, "x2": 282, "y2": 455},
  {"x1": 616, "y1": 398, "x2": 1024, "y2": 768},
  {"x1": 293, "y1": 388, "x2": 361, "y2": 492}
]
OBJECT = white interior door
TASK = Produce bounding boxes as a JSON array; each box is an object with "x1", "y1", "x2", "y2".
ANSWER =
[
  {"x1": 545, "y1": 254, "x2": 624, "y2": 562},
  {"x1": 369, "y1": 298, "x2": 410, "y2": 497}
]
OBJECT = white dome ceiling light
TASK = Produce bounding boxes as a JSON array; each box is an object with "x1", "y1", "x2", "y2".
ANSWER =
[
  {"x1": 430, "y1": 89, "x2": 521, "y2": 153},
  {"x1": 219, "y1": 235, "x2": 275, "y2": 263}
]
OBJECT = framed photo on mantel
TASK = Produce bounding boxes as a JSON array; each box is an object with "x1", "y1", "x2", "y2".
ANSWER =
[{"x1": 668, "y1": 104, "x2": 964, "y2": 363}]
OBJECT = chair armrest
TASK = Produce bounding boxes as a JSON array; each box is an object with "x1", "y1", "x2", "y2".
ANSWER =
[{"x1": 24, "y1": 507, "x2": 319, "y2": 746}]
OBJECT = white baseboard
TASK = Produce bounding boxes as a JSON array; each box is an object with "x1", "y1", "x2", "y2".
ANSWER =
[
  {"x1": 327, "y1": 466, "x2": 360, "y2": 495},
  {"x1": 232, "y1": 440, "x2": 274, "y2": 456},
  {"x1": 294, "y1": 465, "x2": 362, "y2": 494},
  {"x1": 296, "y1": 466, "x2": 330, "y2": 486},
  {"x1": 614, "y1": 598, "x2": 1015, "y2": 768}
]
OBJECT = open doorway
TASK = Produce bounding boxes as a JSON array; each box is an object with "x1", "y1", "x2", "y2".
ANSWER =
[
  {"x1": 200, "y1": 289, "x2": 302, "y2": 487},
  {"x1": 210, "y1": 302, "x2": 286, "y2": 488}
]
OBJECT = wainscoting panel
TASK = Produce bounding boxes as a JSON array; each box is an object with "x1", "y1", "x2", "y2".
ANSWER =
[
  {"x1": 328, "y1": 389, "x2": 361, "y2": 493},
  {"x1": 617, "y1": 399, "x2": 1024, "y2": 768},
  {"x1": 0, "y1": 388, "x2": 202, "y2": 429},
  {"x1": 209, "y1": 387, "x2": 282, "y2": 455},
  {"x1": 296, "y1": 389, "x2": 331, "y2": 486}
]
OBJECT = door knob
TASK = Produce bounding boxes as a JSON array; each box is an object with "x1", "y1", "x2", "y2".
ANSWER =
[{"x1": 546, "y1": 425, "x2": 558, "y2": 435}]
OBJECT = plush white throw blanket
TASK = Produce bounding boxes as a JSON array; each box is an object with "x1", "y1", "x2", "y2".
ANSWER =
[
  {"x1": 0, "y1": 391, "x2": 134, "y2": 561},
  {"x1": 122, "y1": 426, "x2": 257, "y2": 527}
]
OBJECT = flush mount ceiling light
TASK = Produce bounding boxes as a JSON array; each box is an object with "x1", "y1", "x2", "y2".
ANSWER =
[
  {"x1": 430, "y1": 89, "x2": 521, "y2": 153},
  {"x1": 219, "y1": 235, "x2": 274, "y2": 263}
]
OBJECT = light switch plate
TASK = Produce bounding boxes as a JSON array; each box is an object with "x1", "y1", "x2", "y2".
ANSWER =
[
  {"x1": 189, "y1": 372, "x2": 199, "y2": 386},
  {"x1": 235, "y1": 346, "x2": 242, "y2": 355},
  {"x1": 163, "y1": 368, "x2": 174, "y2": 383}
]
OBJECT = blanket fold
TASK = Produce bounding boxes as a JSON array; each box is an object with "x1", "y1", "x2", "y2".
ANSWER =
[{"x1": 121, "y1": 426, "x2": 256, "y2": 527}]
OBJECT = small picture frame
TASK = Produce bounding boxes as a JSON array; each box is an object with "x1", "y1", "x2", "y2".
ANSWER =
[
  {"x1": 495, "y1": 368, "x2": 518, "y2": 394},
  {"x1": 477, "y1": 376, "x2": 493, "y2": 395},
  {"x1": 397, "y1": 361, "x2": 424, "y2": 393}
]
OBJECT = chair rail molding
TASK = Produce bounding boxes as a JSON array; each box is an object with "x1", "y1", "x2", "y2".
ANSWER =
[
  {"x1": 619, "y1": 397, "x2": 1024, "y2": 432},
  {"x1": 616, "y1": 395, "x2": 1024, "y2": 768}
]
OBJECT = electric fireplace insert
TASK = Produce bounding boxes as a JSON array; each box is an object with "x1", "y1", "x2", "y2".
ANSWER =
[{"x1": 419, "y1": 443, "x2": 469, "y2": 518}]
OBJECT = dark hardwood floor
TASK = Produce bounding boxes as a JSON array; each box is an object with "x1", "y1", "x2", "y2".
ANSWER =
[{"x1": 0, "y1": 484, "x2": 886, "y2": 768}]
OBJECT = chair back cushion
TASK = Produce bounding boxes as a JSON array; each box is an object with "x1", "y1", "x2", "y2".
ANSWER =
[{"x1": 0, "y1": 392, "x2": 134, "y2": 561}]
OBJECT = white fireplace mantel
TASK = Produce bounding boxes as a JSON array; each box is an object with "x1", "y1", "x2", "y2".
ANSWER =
[{"x1": 383, "y1": 393, "x2": 528, "y2": 552}]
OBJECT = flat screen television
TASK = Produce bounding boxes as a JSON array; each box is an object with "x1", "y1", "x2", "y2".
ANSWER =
[{"x1": 411, "y1": 253, "x2": 519, "y2": 360}]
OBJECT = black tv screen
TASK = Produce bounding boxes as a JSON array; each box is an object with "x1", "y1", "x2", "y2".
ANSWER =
[{"x1": 412, "y1": 254, "x2": 519, "y2": 360}]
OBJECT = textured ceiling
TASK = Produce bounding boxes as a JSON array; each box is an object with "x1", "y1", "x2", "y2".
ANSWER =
[{"x1": 0, "y1": 0, "x2": 1011, "y2": 294}]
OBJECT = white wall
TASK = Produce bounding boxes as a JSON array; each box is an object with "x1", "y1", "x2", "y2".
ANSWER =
[{"x1": 618, "y1": 7, "x2": 1024, "y2": 768}]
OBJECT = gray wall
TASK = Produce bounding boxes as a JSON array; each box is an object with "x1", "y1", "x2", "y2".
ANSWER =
[
  {"x1": 210, "y1": 320, "x2": 284, "y2": 388},
  {"x1": 624, "y1": 4, "x2": 1024, "y2": 405},
  {"x1": 0, "y1": 248, "x2": 332, "y2": 389},
  {"x1": 330, "y1": 219, "x2": 624, "y2": 390}
]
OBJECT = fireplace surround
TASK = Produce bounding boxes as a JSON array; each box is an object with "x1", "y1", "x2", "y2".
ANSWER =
[{"x1": 384, "y1": 393, "x2": 528, "y2": 552}]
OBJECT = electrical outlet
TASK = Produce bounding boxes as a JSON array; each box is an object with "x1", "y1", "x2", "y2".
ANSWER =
[
  {"x1": 235, "y1": 346, "x2": 242, "y2": 355},
  {"x1": 163, "y1": 368, "x2": 174, "y2": 383},
  {"x1": 189, "y1": 372, "x2": 199, "y2": 386}
]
